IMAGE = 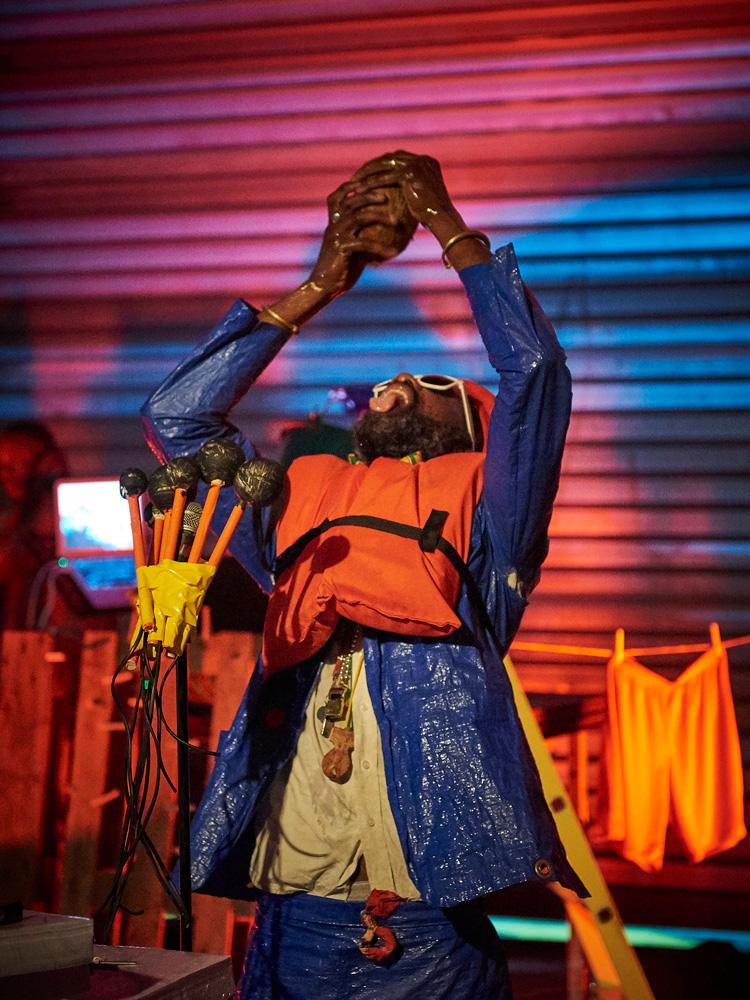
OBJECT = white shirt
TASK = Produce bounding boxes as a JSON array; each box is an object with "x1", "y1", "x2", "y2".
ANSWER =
[{"x1": 249, "y1": 633, "x2": 420, "y2": 901}]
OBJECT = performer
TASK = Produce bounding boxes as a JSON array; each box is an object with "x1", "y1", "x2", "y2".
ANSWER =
[
  {"x1": 0, "y1": 420, "x2": 68, "y2": 629},
  {"x1": 142, "y1": 152, "x2": 586, "y2": 999}
]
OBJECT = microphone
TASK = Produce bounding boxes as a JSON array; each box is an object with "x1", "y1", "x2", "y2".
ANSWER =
[
  {"x1": 176, "y1": 502, "x2": 202, "y2": 562},
  {"x1": 189, "y1": 438, "x2": 245, "y2": 563},
  {"x1": 208, "y1": 458, "x2": 285, "y2": 567}
]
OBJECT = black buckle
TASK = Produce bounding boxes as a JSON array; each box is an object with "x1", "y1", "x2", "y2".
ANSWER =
[{"x1": 419, "y1": 509, "x2": 449, "y2": 553}]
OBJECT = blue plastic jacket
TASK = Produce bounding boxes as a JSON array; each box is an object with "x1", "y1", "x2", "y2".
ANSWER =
[{"x1": 141, "y1": 245, "x2": 587, "y2": 907}]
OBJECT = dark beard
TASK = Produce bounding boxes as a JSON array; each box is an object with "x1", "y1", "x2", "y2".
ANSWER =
[{"x1": 353, "y1": 407, "x2": 473, "y2": 464}]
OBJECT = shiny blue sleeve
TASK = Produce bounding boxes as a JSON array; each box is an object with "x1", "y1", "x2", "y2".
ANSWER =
[
  {"x1": 459, "y1": 243, "x2": 572, "y2": 597},
  {"x1": 140, "y1": 299, "x2": 291, "y2": 592}
]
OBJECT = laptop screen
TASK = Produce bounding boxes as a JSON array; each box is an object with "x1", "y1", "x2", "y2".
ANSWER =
[{"x1": 54, "y1": 477, "x2": 134, "y2": 559}]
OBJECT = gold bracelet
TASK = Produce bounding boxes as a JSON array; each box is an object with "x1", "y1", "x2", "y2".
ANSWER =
[
  {"x1": 441, "y1": 230, "x2": 491, "y2": 269},
  {"x1": 261, "y1": 305, "x2": 300, "y2": 336}
]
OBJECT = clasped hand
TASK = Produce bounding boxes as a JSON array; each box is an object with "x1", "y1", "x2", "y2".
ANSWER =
[
  {"x1": 309, "y1": 151, "x2": 459, "y2": 298},
  {"x1": 352, "y1": 151, "x2": 458, "y2": 230}
]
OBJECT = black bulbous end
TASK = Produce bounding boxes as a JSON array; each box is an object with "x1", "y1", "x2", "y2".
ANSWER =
[
  {"x1": 147, "y1": 465, "x2": 174, "y2": 512},
  {"x1": 234, "y1": 458, "x2": 285, "y2": 508},
  {"x1": 195, "y1": 437, "x2": 245, "y2": 486},
  {"x1": 164, "y1": 456, "x2": 200, "y2": 490},
  {"x1": 119, "y1": 467, "x2": 148, "y2": 499}
]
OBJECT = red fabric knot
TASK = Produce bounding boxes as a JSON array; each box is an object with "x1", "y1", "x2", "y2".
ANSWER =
[{"x1": 358, "y1": 889, "x2": 405, "y2": 963}]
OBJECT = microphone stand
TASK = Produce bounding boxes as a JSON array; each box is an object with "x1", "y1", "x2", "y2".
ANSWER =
[{"x1": 175, "y1": 647, "x2": 192, "y2": 951}]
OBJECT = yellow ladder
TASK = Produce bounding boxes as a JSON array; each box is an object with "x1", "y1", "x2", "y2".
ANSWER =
[{"x1": 505, "y1": 654, "x2": 655, "y2": 1000}]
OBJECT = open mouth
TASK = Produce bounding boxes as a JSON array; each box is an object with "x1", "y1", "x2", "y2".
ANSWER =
[{"x1": 369, "y1": 382, "x2": 414, "y2": 413}]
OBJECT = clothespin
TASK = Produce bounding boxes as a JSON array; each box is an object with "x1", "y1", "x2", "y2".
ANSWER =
[
  {"x1": 614, "y1": 628, "x2": 625, "y2": 659},
  {"x1": 709, "y1": 621, "x2": 722, "y2": 651}
]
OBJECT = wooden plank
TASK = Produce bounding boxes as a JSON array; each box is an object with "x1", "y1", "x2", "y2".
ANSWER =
[
  {"x1": 597, "y1": 856, "x2": 750, "y2": 894},
  {"x1": 59, "y1": 631, "x2": 120, "y2": 919},
  {"x1": 192, "y1": 631, "x2": 259, "y2": 956},
  {"x1": 0, "y1": 631, "x2": 54, "y2": 907}
]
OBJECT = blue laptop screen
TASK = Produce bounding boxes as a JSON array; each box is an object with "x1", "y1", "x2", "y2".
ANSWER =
[{"x1": 55, "y1": 478, "x2": 134, "y2": 558}]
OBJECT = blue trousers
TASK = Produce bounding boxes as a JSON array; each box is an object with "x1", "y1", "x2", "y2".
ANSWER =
[{"x1": 237, "y1": 891, "x2": 512, "y2": 999}]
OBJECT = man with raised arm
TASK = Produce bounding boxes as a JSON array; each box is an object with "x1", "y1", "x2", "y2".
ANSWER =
[{"x1": 142, "y1": 152, "x2": 585, "y2": 1000}]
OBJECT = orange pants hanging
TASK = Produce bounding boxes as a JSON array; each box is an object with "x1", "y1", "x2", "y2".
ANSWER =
[{"x1": 600, "y1": 642, "x2": 746, "y2": 873}]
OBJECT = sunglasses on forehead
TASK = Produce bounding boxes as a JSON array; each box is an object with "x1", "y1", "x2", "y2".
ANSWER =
[{"x1": 371, "y1": 374, "x2": 476, "y2": 451}]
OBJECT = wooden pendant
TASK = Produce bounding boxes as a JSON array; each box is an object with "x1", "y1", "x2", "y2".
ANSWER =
[{"x1": 321, "y1": 727, "x2": 354, "y2": 783}]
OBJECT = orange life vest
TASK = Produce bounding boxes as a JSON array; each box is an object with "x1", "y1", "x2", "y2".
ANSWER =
[{"x1": 262, "y1": 451, "x2": 485, "y2": 672}]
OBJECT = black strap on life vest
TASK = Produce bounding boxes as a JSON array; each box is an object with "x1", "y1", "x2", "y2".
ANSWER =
[
  {"x1": 273, "y1": 509, "x2": 459, "y2": 580},
  {"x1": 273, "y1": 507, "x2": 506, "y2": 654}
]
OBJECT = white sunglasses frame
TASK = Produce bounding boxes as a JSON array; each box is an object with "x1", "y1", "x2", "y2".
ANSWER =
[{"x1": 370, "y1": 374, "x2": 476, "y2": 451}]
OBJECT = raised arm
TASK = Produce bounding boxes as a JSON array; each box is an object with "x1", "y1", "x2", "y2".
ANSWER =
[
  {"x1": 461, "y1": 249, "x2": 571, "y2": 597},
  {"x1": 141, "y1": 179, "x2": 399, "y2": 587},
  {"x1": 354, "y1": 152, "x2": 571, "y2": 597}
]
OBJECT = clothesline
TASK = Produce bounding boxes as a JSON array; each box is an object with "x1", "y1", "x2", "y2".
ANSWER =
[{"x1": 510, "y1": 633, "x2": 750, "y2": 659}]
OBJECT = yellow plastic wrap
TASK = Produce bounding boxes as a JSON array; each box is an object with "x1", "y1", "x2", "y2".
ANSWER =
[{"x1": 134, "y1": 561, "x2": 217, "y2": 655}]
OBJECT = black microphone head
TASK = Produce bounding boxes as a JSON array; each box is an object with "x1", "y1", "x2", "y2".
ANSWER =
[
  {"x1": 234, "y1": 458, "x2": 285, "y2": 508},
  {"x1": 164, "y1": 456, "x2": 200, "y2": 492},
  {"x1": 147, "y1": 465, "x2": 175, "y2": 512},
  {"x1": 119, "y1": 467, "x2": 148, "y2": 499},
  {"x1": 195, "y1": 437, "x2": 245, "y2": 486},
  {"x1": 143, "y1": 501, "x2": 155, "y2": 529}
]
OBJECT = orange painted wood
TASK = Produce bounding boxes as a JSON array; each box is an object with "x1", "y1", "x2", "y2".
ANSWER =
[
  {"x1": 208, "y1": 505, "x2": 245, "y2": 567},
  {"x1": 0, "y1": 631, "x2": 54, "y2": 907},
  {"x1": 191, "y1": 631, "x2": 259, "y2": 955},
  {"x1": 128, "y1": 494, "x2": 147, "y2": 569},
  {"x1": 188, "y1": 482, "x2": 221, "y2": 563},
  {"x1": 59, "y1": 631, "x2": 120, "y2": 918},
  {"x1": 161, "y1": 488, "x2": 187, "y2": 562}
]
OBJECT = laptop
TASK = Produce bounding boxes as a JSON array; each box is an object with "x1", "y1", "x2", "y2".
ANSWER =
[{"x1": 54, "y1": 477, "x2": 138, "y2": 609}]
